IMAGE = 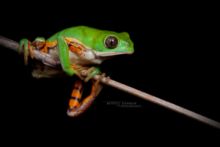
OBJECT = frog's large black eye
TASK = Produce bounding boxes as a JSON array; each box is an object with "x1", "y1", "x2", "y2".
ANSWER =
[{"x1": 104, "y1": 36, "x2": 118, "y2": 49}]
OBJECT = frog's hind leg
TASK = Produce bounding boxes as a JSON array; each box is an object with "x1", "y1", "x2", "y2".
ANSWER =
[
  {"x1": 68, "y1": 80, "x2": 84, "y2": 112},
  {"x1": 67, "y1": 79, "x2": 103, "y2": 117}
]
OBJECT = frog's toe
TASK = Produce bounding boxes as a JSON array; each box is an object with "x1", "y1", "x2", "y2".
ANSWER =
[
  {"x1": 67, "y1": 108, "x2": 82, "y2": 117},
  {"x1": 84, "y1": 67, "x2": 101, "y2": 82},
  {"x1": 19, "y1": 39, "x2": 32, "y2": 65}
]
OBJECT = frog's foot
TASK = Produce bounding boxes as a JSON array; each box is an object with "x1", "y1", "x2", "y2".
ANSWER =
[
  {"x1": 67, "y1": 79, "x2": 102, "y2": 117},
  {"x1": 71, "y1": 64, "x2": 88, "y2": 80},
  {"x1": 19, "y1": 39, "x2": 34, "y2": 65},
  {"x1": 41, "y1": 41, "x2": 57, "y2": 53},
  {"x1": 32, "y1": 37, "x2": 46, "y2": 51},
  {"x1": 71, "y1": 64, "x2": 101, "y2": 82},
  {"x1": 81, "y1": 67, "x2": 101, "y2": 82},
  {"x1": 32, "y1": 37, "x2": 57, "y2": 54}
]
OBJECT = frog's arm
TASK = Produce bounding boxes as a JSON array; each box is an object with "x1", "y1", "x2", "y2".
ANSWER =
[
  {"x1": 57, "y1": 35, "x2": 75, "y2": 76},
  {"x1": 20, "y1": 38, "x2": 36, "y2": 65}
]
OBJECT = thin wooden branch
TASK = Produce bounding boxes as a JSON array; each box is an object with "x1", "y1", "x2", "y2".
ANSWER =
[{"x1": 0, "y1": 35, "x2": 220, "y2": 129}]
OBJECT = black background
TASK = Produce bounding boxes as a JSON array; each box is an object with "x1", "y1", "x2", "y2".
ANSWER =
[{"x1": 0, "y1": 1, "x2": 219, "y2": 141}]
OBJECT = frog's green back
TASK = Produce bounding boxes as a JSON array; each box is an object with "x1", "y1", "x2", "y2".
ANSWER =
[
  {"x1": 47, "y1": 26, "x2": 102, "y2": 45},
  {"x1": 47, "y1": 26, "x2": 134, "y2": 53}
]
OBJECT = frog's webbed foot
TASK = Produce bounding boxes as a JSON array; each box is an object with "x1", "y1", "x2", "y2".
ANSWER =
[
  {"x1": 71, "y1": 64, "x2": 101, "y2": 82},
  {"x1": 32, "y1": 37, "x2": 57, "y2": 54},
  {"x1": 67, "y1": 79, "x2": 103, "y2": 117},
  {"x1": 19, "y1": 39, "x2": 34, "y2": 65},
  {"x1": 81, "y1": 67, "x2": 101, "y2": 82}
]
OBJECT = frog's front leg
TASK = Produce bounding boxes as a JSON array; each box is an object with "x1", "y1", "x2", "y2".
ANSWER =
[
  {"x1": 19, "y1": 37, "x2": 54, "y2": 65},
  {"x1": 82, "y1": 66, "x2": 101, "y2": 82},
  {"x1": 57, "y1": 35, "x2": 77, "y2": 76},
  {"x1": 19, "y1": 38, "x2": 34, "y2": 65},
  {"x1": 67, "y1": 79, "x2": 102, "y2": 117},
  {"x1": 71, "y1": 64, "x2": 101, "y2": 82}
]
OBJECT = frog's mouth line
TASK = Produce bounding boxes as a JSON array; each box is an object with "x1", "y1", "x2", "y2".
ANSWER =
[{"x1": 94, "y1": 51, "x2": 133, "y2": 57}]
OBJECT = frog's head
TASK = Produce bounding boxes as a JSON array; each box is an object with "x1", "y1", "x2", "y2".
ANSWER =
[
  {"x1": 92, "y1": 31, "x2": 134, "y2": 58},
  {"x1": 69, "y1": 26, "x2": 134, "y2": 65}
]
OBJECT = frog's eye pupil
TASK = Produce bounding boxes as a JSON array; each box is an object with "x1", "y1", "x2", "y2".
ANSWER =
[{"x1": 105, "y1": 36, "x2": 118, "y2": 49}]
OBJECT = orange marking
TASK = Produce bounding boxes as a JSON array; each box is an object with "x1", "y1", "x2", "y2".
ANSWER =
[
  {"x1": 65, "y1": 38, "x2": 86, "y2": 56},
  {"x1": 65, "y1": 37, "x2": 73, "y2": 44},
  {"x1": 69, "y1": 45, "x2": 81, "y2": 55},
  {"x1": 69, "y1": 80, "x2": 83, "y2": 109},
  {"x1": 82, "y1": 95, "x2": 93, "y2": 104},
  {"x1": 67, "y1": 80, "x2": 102, "y2": 116},
  {"x1": 40, "y1": 41, "x2": 57, "y2": 53},
  {"x1": 69, "y1": 99, "x2": 80, "y2": 108},
  {"x1": 46, "y1": 41, "x2": 57, "y2": 48},
  {"x1": 40, "y1": 46, "x2": 48, "y2": 53},
  {"x1": 71, "y1": 90, "x2": 82, "y2": 99}
]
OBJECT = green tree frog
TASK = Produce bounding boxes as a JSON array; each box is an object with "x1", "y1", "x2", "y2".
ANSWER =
[{"x1": 19, "y1": 26, "x2": 134, "y2": 117}]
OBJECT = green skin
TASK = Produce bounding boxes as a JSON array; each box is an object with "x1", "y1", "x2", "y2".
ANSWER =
[{"x1": 20, "y1": 26, "x2": 134, "y2": 81}]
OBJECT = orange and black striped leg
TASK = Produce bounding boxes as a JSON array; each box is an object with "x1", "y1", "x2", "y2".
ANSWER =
[
  {"x1": 67, "y1": 79, "x2": 102, "y2": 117},
  {"x1": 68, "y1": 80, "x2": 84, "y2": 112}
]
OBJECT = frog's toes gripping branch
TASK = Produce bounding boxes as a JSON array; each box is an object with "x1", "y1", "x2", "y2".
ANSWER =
[
  {"x1": 19, "y1": 39, "x2": 34, "y2": 65},
  {"x1": 19, "y1": 37, "x2": 57, "y2": 65},
  {"x1": 82, "y1": 67, "x2": 101, "y2": 82},
  {"x1": 71, "y1": 64, "x2": 101, "y2": 82},
  {"x1": 67, "y1": 79, "x2": 103, "y2": 117}
]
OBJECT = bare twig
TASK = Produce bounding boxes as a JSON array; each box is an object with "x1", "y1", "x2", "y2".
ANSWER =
[
  {"x1": 0, "y1": 36, "x2": 19, "y2": 52},
  {"x1": 0, "y1": 35, "x2": 220, "y2": 129}
]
